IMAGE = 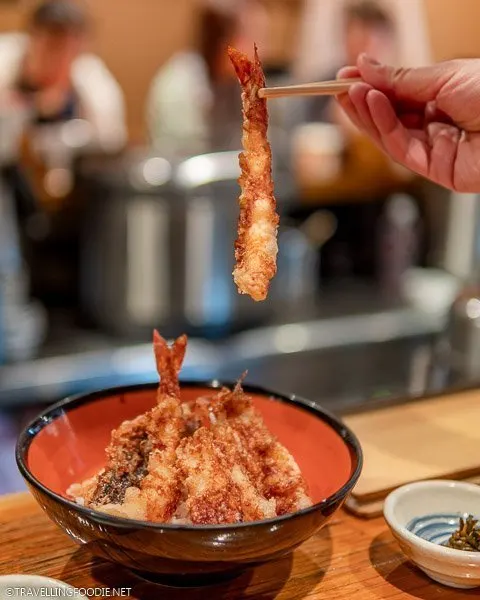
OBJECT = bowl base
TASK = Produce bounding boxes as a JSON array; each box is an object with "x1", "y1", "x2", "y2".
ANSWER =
[
  {"x1": 129, "y1": 569, "x2": 245, "y2": 588},
  {"x1": 420, "y1": 568, "x2": 480, "y2": 590}
]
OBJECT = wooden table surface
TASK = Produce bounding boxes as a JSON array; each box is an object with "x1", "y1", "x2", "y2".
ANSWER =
[{"x1": 0, "y1": 492, "x2": 475, "y2": 599}]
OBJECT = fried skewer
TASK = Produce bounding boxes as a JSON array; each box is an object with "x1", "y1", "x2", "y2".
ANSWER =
[{"x1": 228, "y1": 44, "x2": 279, "y2": 302}]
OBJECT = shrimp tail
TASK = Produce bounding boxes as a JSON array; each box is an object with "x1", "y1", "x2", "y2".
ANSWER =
[{"x1": 153, "y1": 330, "x2": 187, "y2": 397}]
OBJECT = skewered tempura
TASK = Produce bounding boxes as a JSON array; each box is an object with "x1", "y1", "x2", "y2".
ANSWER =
[{"x1": 68, "y1": 332, "x2": 312, "y2": 524}]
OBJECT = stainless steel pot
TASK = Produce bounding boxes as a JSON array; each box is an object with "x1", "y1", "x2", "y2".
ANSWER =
[
  {"x1": 79, "y1": 151, "x2": 180, "y2": 337},
  {"x1": 439, "y1": 193, "x2": 480, "y2": 381},
  {"x1": 175, "y1": 151, "x2": 321, "y2": 332},
  {"x1": 79, "y1": 150, "x2": 319, "y2": 338}
]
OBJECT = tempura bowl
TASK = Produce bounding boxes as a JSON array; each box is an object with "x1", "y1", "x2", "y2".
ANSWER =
[{"x1": 16, "y1": 382, "x2": 362, "y2": 586}]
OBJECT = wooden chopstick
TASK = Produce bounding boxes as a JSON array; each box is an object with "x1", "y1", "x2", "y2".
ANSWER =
[{"x1": 258, "y1": 78, "x2": 362, "y2": 99}]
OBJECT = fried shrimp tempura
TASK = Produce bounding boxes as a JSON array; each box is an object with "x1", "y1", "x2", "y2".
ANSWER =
[
  {"x1": 176, "y1": 404, "x2": 276, "y2": 524},
  {"x1": 67, "y1": 331, "x2": 186, "y2": 522},
  {"x1": 137, "y1": 332, "x2": 186, "y2": 522},
  {"x1": 228, "y1": 45, "x2": 279, "y2": 302},
  {"x1": 68, "y1": 332, "x2": 313, "y2": 524},
  {"x1": 226, "y1": 393, "x2": 312, "y2": 515}
]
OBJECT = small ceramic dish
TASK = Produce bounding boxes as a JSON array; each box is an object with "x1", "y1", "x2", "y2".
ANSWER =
[
  {"x1": 384, "y1": 480, "x2": 480, "y2": 589},
  {"x1": 0, "y1": 575, "x2": 85, "y2": 598}
]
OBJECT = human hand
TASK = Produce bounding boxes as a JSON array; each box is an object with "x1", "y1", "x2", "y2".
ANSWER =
[
  {"x1": 336, "y1": 54, "x2": 480, "y2": 192},
  {"x1": 328, "y1": 97, "x2": 359, "y2": 138}
]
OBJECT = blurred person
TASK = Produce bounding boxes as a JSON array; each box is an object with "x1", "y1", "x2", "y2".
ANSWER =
[
  {"x1": 295, "y1": 0, "x2": 414, "y2": 198},
  {"x1": 146, "y1": 0, "x2": 270, "y2": 156},
  {"x1": 0, "y1": 1, "x2": 127, "y2": 308},
  {"x1": 0, "y1": 0, "x2": 127, "y2": 216},
  {"x1": 305, "y1": 0, "x2": 397, "y2": 124},
  {"x1": 290, "y1": 1, "x2": 420, "y2": 284},
  {"x1": 0, "y1": 0, "x2": 127, "y2": 154}
]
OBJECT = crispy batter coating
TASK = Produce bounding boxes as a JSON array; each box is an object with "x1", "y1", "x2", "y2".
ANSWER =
[
  {"x1": 176, "y1": 416, "x2": 276, "y2": 525},
  {"x1": 68, "y1": 333, "x2": 312, "y2": 524},
  {"x1": 228, "y1": 399, "x2": 312, "y2": 515},
  {"x1": 67, "y1": 331, "x2": 186, "y2": 521},
  {"x1": 228, "y1": 45, "x2": 279, "y2": 302},
  {"x1": 88, "y1": 414, "x2": 151, "y2": 507}
]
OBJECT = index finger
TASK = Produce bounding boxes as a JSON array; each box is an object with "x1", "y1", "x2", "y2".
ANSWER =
[
  {"x1": 365, "y1": 89, "x2": 429, "y2": 177},
  {"x1": 337, "y1": 66, "x2": 361, "y2": 80},
  {"x1": 335, "y1": 66, "x2": 364, "y2": 131}
]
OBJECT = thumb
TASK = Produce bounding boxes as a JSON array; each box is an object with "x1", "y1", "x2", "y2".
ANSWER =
[{"x1": 356, "y1": 53, "x2": 453, "y2": 103}]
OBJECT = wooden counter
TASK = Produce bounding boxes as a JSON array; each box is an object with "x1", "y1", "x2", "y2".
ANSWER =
[{"x1": 0, "y1": 492, "x2": 474, "y2": 599}]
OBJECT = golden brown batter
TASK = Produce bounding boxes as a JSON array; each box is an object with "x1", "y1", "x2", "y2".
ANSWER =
[
  {"x1": 68, "y1": 332, "x2": 312, "y2": 524},
  {"x1": 227, "y1": 45, "x2": 279, "y2": 302}
]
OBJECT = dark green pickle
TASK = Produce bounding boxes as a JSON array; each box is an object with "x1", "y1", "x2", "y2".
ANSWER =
[{"x1": 445, "y1": 515, "x2": 480, "y2": 551}]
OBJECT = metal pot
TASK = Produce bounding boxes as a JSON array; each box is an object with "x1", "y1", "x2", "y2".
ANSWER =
[
  {"x1": 79, "y1": 150, "x2": 320, "y2": 338},
  {"x1": 79, "y1": 151, "x2": 180, "y2": 337},
  {"x1": 175, "y1": 151, "x2": 321, "y2": 333}
]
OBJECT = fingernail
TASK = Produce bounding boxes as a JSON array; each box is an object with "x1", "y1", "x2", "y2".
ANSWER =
[{"x1": 360, "y1": 53, "x2": 381, "y2": 67}]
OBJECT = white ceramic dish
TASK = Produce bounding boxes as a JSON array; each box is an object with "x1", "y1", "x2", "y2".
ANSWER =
[
  {"x1": 384, "y1": 480, "x2": 480, "y2": 589},
  {"x1": 0, "y1": 575, "x2": 86, "y2": 599}
]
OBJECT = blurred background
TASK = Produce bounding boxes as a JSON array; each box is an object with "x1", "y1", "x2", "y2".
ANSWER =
[{"x1": 2, "y1": 0, "x2": 480, "y2": 493}]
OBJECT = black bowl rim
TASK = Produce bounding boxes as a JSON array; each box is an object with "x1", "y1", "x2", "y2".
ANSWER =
[{"x1": 16, "y1": 380, "x2": 363, "y2": 531}]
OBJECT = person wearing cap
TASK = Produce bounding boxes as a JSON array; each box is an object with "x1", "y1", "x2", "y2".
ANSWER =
[{"x1": 0, "y1": 0, "x2": 127, "y2": 152}]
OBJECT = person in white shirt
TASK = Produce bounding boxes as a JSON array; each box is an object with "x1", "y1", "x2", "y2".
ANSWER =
[
  {"x1": 146, "y1": 0, "x2": 270, "y2": 158},
  {"x1": 0, "y1": 0, "x2": 126, "y2": 495},
  {"x1": 0, "y1": 1, "x2": 127, "y2": 309},
  {"x1": 0, "y1": 0, "x2": 127, "y2": 153}
]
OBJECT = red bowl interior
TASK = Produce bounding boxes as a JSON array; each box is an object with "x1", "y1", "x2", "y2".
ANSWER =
[{"x1": 26, "y1": 386, "x2": 355, "y2": 506}]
